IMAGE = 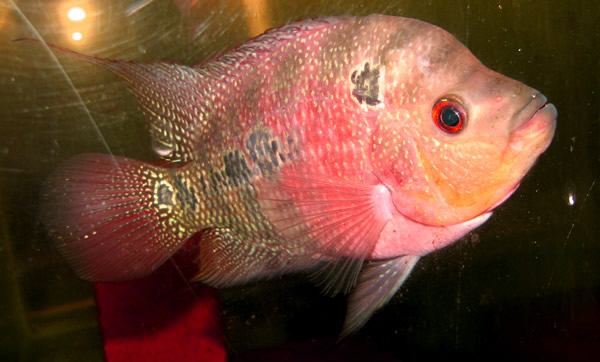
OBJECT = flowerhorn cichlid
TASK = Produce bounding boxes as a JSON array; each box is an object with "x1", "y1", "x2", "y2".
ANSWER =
[{"x1": 39, "y1": 15, "x2": 557, "y2": 336}]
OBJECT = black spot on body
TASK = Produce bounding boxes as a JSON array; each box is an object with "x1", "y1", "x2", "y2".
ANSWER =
[
  {"x1": 199, "y1": 174, "x2": 207, "y2": 190},
  {"x1": 248, "y1": 149, "x2": 258, "y2": 162},
  {"x1": 223, "y1": 149, "x2": 253, "y2": 187},
  {"x1": 211, "y1": 171, "x2": 223, "y2": 191},
  {"x1": 351, "y1": 62, "x2": 381, "y2": 106},
  {"x1": 248, "y1": 132, "x2": 257, "y2": 147},
  {"x1": 240, "y1": 157, "x2": 251, "y2": 181},
  {"x1": 247, "y1": 133, "x2": 259, "y2": 162},
  {"x1": 173, "y1": 175, "x2": 198, "y2": 210},
  {"x1": 157, "y1": 184, "x2": 174, "y2": 206},
  {"x1": 244, "y1": 129, "x2": 285, "y2": 177},
  {"x1": 270, "y1": 153, "x2": 279, "y2": 168},
  {"x1": 224, "y1": 158, "x2": 238, "y2": 186},
  {"x1": 189, "y1": 186, "x2": 198, "y2": 204}
]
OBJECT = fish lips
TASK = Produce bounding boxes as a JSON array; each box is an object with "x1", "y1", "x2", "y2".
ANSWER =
[{"x1": 508, "y1": 93, "x2": 557, "y2": 155}]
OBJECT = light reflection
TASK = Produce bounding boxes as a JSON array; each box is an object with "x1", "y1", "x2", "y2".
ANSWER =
[
  {"x1": 67, "y1": 7, "x2": 86, "y2": 22},
  {"x1": 60, "y1": 4, "x2": 93, "y2": 45},
  {"x1": 126, "y1": 0, "x2": 154, "y2": 17},
  {"x1": 241, "y1": 0, "x2": 271, "y2": 36},
  {"x1": 568, "y1": 193, "x2": 576, "y2": 206}
]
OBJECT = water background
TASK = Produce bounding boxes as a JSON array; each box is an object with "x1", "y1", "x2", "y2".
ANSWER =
[{"x1": 0, "y1": 0, "x2": 598, "y2": 360}]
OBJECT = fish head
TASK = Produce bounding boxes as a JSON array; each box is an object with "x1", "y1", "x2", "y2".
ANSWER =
[{"x1": 371, "y1": 22, "x2": 557, "y2": 227}]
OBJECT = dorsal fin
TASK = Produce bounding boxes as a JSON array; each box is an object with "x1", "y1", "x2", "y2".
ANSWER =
[
  {"x1": 26, "y1": 18, "x2": 344, "y2": 164},
  {"x1": 194, "y1": 17, "x2": 345, "y2": 74},
  {"x1": 20, "y1": 40, "x2": 206, "y2": 163}
]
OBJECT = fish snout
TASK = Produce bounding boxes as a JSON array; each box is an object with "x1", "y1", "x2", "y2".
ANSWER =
[
  {"x1": 509, "y1": 91, "x2": 557, "y2": 147},
  {"x1": 511, "y1": 92, "x2": 550, "y2": 129},
  {"x1": 500, "y1": 90, "x2": 557, "y2": 165}
]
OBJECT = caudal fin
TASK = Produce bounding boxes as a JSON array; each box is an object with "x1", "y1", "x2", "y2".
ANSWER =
[{"x1": 41, "y1": 154, "x2": 192, "y2": 282}]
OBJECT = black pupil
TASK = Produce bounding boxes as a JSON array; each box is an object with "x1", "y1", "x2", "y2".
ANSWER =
[{"x1": 441, "y1": 106, "x2": 460, "y2": 127}]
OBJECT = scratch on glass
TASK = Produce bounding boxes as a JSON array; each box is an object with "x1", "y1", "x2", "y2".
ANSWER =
[{"x1": 9, "y1": 0, "x2": 115, "y2": 163}]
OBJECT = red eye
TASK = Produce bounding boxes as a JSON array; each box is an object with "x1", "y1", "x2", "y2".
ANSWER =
[{"x1": 432, "y1": 96, "x2": 467, "y2": 134}]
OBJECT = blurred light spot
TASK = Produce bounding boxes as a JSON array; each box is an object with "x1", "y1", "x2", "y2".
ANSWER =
[
  {"x1": 241, "y1": 0, "x2": 272, "y2": 36},
  {"x1": 68, "y1": 7, "x2": 86, "y2": 22},
  {"x1": 72, "y1": 32, "x2": 83, "y2": 41},
  {"x1": 126, "y1": 0, "x2": 154, "y2": 17},
  {"x1": 568, "y1": 193, "x2": 576, "y2": 206}
]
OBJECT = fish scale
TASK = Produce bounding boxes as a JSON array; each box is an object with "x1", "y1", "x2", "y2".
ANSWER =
[{"x1": 39, "y1": 14, "x2": 556, "y2": 336}]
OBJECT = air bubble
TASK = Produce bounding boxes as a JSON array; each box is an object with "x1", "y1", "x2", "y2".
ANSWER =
[
  {"x1": 567, "y1": 193, "x2": 576, "y2": 206},
  {"x1": 564, "y1": 180, "x2": 576, "y2": 206}
]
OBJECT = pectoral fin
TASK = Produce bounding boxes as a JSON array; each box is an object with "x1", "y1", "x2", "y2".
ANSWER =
[
  {"x1": 256, "y1": 172, "x2": 394, "y2": 296},
  {"x1": 341, "y1": 255, "x2": 420, "y2": 338}
]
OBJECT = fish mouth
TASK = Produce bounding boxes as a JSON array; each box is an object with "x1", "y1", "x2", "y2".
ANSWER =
[{"x1": 509, "y1": 93, "x2": 557, "y2": 153}]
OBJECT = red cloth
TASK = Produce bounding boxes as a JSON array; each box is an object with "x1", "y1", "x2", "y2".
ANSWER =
[{"x1": 93, "y1": 237, "x2": 226, "y2": 362}]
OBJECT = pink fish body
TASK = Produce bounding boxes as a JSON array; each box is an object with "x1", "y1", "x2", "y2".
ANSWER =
[{"x1": 40, "y1": 15, "x2": 557, "y2": 336}]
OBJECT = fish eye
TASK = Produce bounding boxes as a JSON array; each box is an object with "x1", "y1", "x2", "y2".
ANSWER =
[{"x1": 432, "y1": 96, "x2": 467, "y2": 134}]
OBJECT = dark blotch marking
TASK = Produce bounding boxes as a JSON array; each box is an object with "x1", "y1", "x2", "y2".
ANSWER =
[
  {"x1": 247, "y1": 132, "x2": 259, "y2": 162},
  {"x1": 245, "y1": 129, "x2": 287, "y2": 177},
  {"x1": 157, "y1": 184, "x2": 174, "y2": 206},
  {"x1": 286, "y1": 135, "x2": 297, "y2": 161},
  {"x1": 173, "y1": 175, "x2": 198, "y2": 210},
  {"x1": 223, "y1": 149, "x2": 252, "y2": 187},
  {"x1": 268, "y1": 140, "x2": 279, "y2": 168},
  {"x1": 351, "y1": 62, "x2": 381, "y2": 106},
  {"x1": 208, "y1": 167, "x2": 225, "y2": 194},
  {"x1": 199, "y1": 174, "x2": 207, "y2": 191},
  {"x1": 214, "y1": 171, "x2": 222, "y2": 183}
]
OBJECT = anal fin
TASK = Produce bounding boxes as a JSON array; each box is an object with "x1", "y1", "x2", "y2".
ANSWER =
[{"x1": 193, "y1": 228, "x2": 294, "y2": 288}]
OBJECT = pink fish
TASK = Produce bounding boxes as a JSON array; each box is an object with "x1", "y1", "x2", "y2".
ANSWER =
[{"x1": 40, "y1": 14, "x2": 557, "y2": 336}]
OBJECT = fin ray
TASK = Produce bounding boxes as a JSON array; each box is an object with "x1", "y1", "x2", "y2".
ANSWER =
[
  {"x1": 193, "y1": 228, "x2": 293, "y2": 288},
  {"x1": 41, "y1": 154, "x2": 192, "y2": 281},
  {"x1": 256, "y1": 172, "x2": 392, "y2": 296},
  {"x1": 27, "y1": 40, "x2": 205, "y2": 163},
  {"x1": 341, "y1": 255, "x2": 420, "y2": 338}
]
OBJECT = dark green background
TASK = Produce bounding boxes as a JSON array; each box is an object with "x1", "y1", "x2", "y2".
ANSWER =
[{"x1": 0, "y1": 0, "x2": 598, "y2": 361}]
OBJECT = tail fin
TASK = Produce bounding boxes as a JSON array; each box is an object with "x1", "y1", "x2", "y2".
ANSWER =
[{"x1": 41, "y1": 154, "x2": 193, "y2": 282}]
